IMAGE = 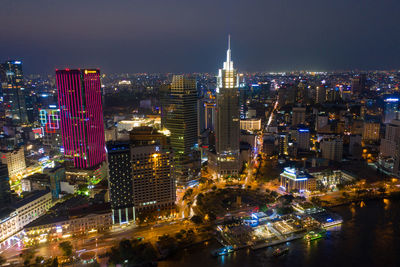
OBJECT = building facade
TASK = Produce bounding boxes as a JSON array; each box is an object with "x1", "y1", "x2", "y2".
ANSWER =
[
  {"x1": 383, "y1": 97, "x2": 399, "y2": 124},
  {"x1": 0, "y1": 209, "x2": 19, "y2": 243},
  {"x1": 240, "y1": 119, "x2": 262, "y2": 131},
  {"x1": 131, "y1": 145, "x2": 175, "y2": 211},
  {"x1": 280, "y1": 167, "x2": 316, "y2": 193},
  {"x1": 56, "y1": 69, "x2": 106, "y2": 169},
  {"x1": 0, "y1": 190, "x2": 53, "y2": 242},
  {"x1": 107, "y1": 141, "x2": 135, "y2": 224},
  {"x1": 0, "y1": 60, "x2": 28, "y2": 124},
  {"x1": 0, "y1": 146, "x2": 26, "y2": 178},
  {"x1": 0, "y1": 163, "x2": 11, "y2": 204},
  {"x1": 14, "y1": 190, "x2": 53, "y2": 228},
  {"x1": 24, "y1": 210, "x2": 112, "y2": 241},
  {"x1": 297, "y1": 128, "x2": 310, "y2": 151},
  {"x1": 362, "y1": 121, "x2": 380, "y2": 141},
  {"x1": 43, "y1": 165, "x2": 65, "y2": 199},
  {"x1": 320, "y1": 137, "x2": 343, "y2": 162},
  {"x1": 164, "y1": 75, "x2": 200, "y2": 187},
  {"x1": 204, "y1": 102, "x2": 215, "y2": 131},
  {"x1": 39, "y1": 107, "x2": 62, "y2": 149},
  {"x1": 292, "y1": 107, "x2": 306, "y2": 126},
  {"x1": 210, "y1": 37, "x2": 241, "y2": 176}
]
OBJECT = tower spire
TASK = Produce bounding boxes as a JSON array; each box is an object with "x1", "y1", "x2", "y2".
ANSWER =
[{"x1": 224, "y1": 34, "x2": 233, "y2": 70}]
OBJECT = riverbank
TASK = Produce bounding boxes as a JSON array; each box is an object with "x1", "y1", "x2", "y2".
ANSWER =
[
  {"x1": 321, "y1": 191, "x2": 400, "y2": 208},
  {"x1": 159, "y1": 198, "x2": 400, "y2": 267}
]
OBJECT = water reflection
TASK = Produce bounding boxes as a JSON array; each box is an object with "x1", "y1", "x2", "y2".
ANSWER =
[
  {"x1": 350, "y1": 202, "x2": 356, "y2": 217},
  {"x1": 383, "y1": 198, "x2": 390, "y2": 210}
]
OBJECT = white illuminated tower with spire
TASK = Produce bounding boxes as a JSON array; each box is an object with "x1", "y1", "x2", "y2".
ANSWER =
[{"x1": 209, "y1": 36, "x2": 241, "y2": 177}]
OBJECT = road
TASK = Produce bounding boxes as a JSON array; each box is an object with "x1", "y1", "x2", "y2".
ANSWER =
[{"x1": 0, "y1": 219, "x2": 195, "y2": 265}]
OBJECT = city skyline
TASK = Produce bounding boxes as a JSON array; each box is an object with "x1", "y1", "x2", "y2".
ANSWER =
[
  {"x1": 2, "y1": 0, "x2": 400, "y2": 74},
  {"x1": 2, "y1": 1, "x2": 400, "y2": 266}
]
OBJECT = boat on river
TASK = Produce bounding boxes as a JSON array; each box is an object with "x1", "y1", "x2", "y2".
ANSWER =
[
  {"x1": 211, "y1": 246, "x2": 234, "y2": 257},
  {"x1": 272, "y1": 247, "x2": 289, "y2": 257},
  {"x1": 304, "y1": 229, "x2": 327, "y2": 241}
]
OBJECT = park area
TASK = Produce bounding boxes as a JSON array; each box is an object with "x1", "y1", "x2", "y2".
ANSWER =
[{"x1": 195, "y1": 188, "x2": 276, "y2": 219}]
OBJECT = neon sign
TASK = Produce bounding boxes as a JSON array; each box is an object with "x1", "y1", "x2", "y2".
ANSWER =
[{"x1": 39, "y1": 108, "x2": 60, "y2": 134}]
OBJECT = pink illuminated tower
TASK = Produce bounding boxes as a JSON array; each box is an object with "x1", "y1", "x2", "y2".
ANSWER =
[{"x1": 56, "y1": 69, "x2": 106, "y2": 168}]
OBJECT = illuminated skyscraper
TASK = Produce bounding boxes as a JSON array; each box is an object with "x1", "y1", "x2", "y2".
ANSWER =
[
  {"x1": 130, "y1": 127, "x2": 176, "y2": 213},
  {"x1": 56, "y1": 69, "x2": 106, "y2": 169},
  {"x1": 383, "y1": 97, "x2": 399, "y2": 124},
  {"x1": 0, "y1": 60, "x2": 28, "y2": 124},
  {"x1": 209, "y1": 36, "x2": 240, "y2": 176},
  {"x1": 107, "y1": 141, "x2": 134, "y2": 224},
  {"x1": 164, "y1": 75, "x2": 200, "y2": 187}
]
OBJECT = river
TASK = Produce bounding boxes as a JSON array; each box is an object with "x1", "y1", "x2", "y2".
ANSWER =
[{"x1": 159, "y1": 198, "x2": 400, "y2": 267}]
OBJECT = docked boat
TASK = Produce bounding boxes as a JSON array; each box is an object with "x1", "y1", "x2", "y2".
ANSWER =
[
  {"x1": 272, "y1": 247, "x2": 289, "y2": 257},
  {"x1": 304, "y1": 229, "x2": 326, "y2": 241},
  {"x1": 211, "y1": 246, "x2": 234, "y2": 257}
]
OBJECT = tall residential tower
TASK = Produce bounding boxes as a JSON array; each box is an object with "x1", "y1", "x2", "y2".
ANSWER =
[{"x1": 56, "y1": 69, "x2": 106, "y2": 169}]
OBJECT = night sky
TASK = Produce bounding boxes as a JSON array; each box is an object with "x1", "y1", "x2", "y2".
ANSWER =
[{"x1": 1, "y1": 0, "x2": 400, "y2": 74}]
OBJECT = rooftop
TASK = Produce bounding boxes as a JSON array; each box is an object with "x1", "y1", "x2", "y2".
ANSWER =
[
  {"x1": 281, "y1": 167, "x2": 313, "y2": 180},
  {"x1": 12, "y1": 189, "x2": 50, "y2": 209}
]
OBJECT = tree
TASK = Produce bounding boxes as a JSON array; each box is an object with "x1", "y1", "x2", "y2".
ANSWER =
[
  {"x1": 0, "y1": 255, "x2": 6, "y2": 265},
  {"x1": 190, "y1": 215, "x2": 203, "y2": 224},
  {"x1": 378, "y1": 187, "x2": 386, "y2": 195},
  {"x1": 50, "y1": 257, "x2": 58, "y2": 267},
  {"x1": 311, "y1": 196, "x2": 322, "y2": 206},
  {"x1": 336, "y1": 183, "x2": 345, "y2": 190},
  {"x1": 183, "y1": 188, "x2": 193, "y2": 201},
  {"x1": 59, "y1": 241, "x2": 73, "y2": 257},
  {"x1": 118, "y1": 239, "x2": 132, "y2": 261},
  {"x1": 20, "y1": 249, "x2": 35, "y2": 266},
  {"x1": 276, "y1": 206, "x2": 293, "y2": 215},
  {"x1": 290, "y1": 188, "x2": 299, "y2": 194},
  {"x1": 199, "y1": 177, "x2": 207, "y2": 184},
  {"x1": 342, "y1": 192, "x2": 350, "y2": 199},
  {"x1": 197, "y1": 193, "x2": 204, "y2": 206},
  {"x1": 158, "y1": 234, "x2": 170, "y2": 241},
  {"x1": 270, "y1": 191, "x2": 278, "y2": 198},
  {"x1": 208, "y1": 212, "x2": 216, "y2": 221},
  {"x1": 175, "y1": 232, "x2": 183, "y2": 240},
  {"x1": 35, "y1": 256, "x2": 44, "y2": 264}
]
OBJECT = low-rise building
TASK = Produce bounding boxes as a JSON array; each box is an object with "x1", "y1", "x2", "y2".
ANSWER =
[
  {"x1": 21, "y1": 173, "x2": 50, "y2": 192},
  {"x1": 240, "y1": 119, "x2": 262, "y2": 131},
  {"x1": 13, "y1": 190, "x2": 53, "y2": 228},
  {"x1": 65, "y1": 161, "x2": 108, "y2": 184},
  {"x1": 24, "y1": 202, "x2": 112, "y2": 241},
  {"x1": 0, "y1": 208, "x2": 19, "y2": 243},
  {"x1": 280, "y1": 167, "x2": 315, "y2": 193},
  {"x1": 307, "y1": 168, "x2": 356, "y2": 188},
  {"x1": 0, "y1": 190, "x2": 53, "y2": 242}
]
